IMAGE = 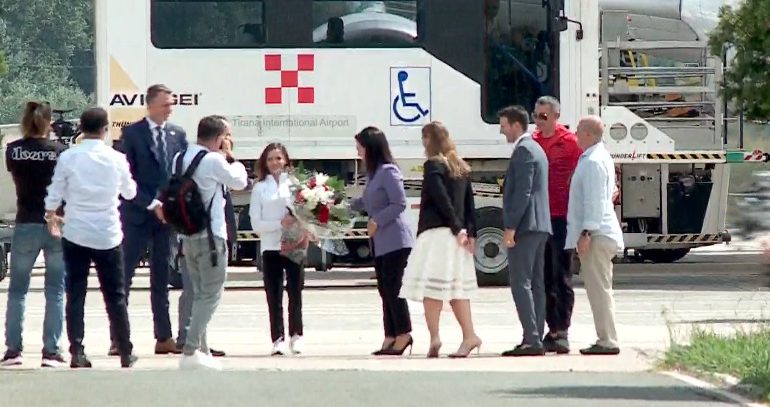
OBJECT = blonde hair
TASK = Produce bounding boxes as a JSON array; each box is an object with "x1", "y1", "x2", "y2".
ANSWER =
[{"x1": 422, "y1": 121, "x2": 471, "y2": 179}]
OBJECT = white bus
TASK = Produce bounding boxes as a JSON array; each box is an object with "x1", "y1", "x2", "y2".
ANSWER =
[{"x1": 96, "y1": 0, "x2": 759, "y2": 285}]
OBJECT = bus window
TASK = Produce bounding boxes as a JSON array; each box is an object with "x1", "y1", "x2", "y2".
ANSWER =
[
  {"x1": 483, "y1": 0, "x2": 558, "y2": 122},
  {"x1": 151, "y1": 0, "x2": 265, "y2": 49},
  {"x1": 312, "y1": 1, "x2": 418, "y2": 46}
]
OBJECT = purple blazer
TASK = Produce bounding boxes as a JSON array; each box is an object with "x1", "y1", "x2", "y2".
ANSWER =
[{"x1": 351, "y1": 164, "x2": 414, "y2": 257}]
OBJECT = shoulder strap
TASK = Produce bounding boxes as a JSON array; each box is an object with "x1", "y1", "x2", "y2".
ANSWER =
[
  {"x1": 173, "y1": 150, "x2": 185, "y2": 176},
  {"x1": 182, "y1": 150, "x2": 209, "y2": 178}
]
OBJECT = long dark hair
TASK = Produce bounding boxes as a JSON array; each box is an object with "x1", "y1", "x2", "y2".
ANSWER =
[
  {"x1": 354, "y1": 126, "x2": 395, "y2": 177},
  {"x1": 21, "y1": 101, "x2": 52, "y2": 138},
  {"x1": 256, "y1": 142, "x2": 292, "y2": 181}
]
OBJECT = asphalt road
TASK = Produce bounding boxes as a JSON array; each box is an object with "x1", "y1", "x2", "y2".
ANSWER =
[
  {"x1": 0, "y1": 371, "x2": 740, "y2": 407},
  {"x1": 0, "y1": 247, "x2": 765, "y2": 406}
]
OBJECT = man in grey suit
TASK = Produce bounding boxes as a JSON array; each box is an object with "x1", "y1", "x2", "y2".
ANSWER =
[{"x1": 498, "y1": 105, "x2": 553, "y2": 357}]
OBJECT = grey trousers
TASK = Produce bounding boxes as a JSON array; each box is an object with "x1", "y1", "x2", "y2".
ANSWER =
[
  {"x1": 181, "y1": 235, "x2": 227, "y2": 356},
  {"x1": 507, "y1": 232, "x2": 549, "y2": 347},
  {"x1": 176, "y1": 253, "x2": 192, "y2": 348}
]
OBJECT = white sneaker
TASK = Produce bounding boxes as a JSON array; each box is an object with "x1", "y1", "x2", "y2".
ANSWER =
[
  {"x1": 0, "y1": 351, "x2": 22, "y2": 367},
  {"x1": 290, "y1": 335, "x2": 304, "y2": 355},
  {"x1": 271, "y1": 339, "x2": 289, "y2": 356},
  {"x1": 41, "y1": 352, "x2": 67, "y2": 368},
  {"x1": 179, "y1": 350, "x2": 222, "y2": 371}
]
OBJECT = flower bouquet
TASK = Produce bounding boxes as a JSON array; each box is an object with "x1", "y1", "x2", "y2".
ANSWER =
[{"x1": 280, "y1": 167, "x2": 355, "y2": 265}]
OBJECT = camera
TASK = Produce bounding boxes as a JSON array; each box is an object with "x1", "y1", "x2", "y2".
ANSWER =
[{"x1": 50, "y1": 109, "x2": 81, "y2": 146}]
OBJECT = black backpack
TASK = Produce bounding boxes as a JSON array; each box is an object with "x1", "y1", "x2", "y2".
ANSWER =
[
  {"x1": 161, "y1": 150, "x2": 212, "y2": 235},
  {"x1": 160, "y1": 150, "x2": 220, "y2": 266}
]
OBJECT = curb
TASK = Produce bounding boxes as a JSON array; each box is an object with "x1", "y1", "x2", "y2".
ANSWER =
[{"x1": 662, "y1": 371, "x2": 766, "y2": 407}]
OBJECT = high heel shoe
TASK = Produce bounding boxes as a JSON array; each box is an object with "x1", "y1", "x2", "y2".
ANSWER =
[
  {"x1": 372, "y1": 338, "x2": 396, "y2": 355},
  {"x1": 379, "y1": 336, "x2": 413, "y2": 356},
  {"x1": 448, "y1": 338, "x2": 482, "y2": 358},
  {"x1": 427, "y1": 340, "x2": 442, "y2": 358}
]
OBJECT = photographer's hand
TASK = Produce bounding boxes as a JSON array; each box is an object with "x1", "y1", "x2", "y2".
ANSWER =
[{"x1": 221, "y1": 138, "x2": 236, "y2": 163}]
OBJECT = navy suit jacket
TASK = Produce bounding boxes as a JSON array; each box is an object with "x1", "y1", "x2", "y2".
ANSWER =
[{"x1": 117, "y1": 118, "x2": 188, "y2": 225}]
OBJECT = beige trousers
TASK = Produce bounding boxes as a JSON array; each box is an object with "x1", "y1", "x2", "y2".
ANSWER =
[{"x1": 578, "y1": 235, "x2": 619, "y2": 348}]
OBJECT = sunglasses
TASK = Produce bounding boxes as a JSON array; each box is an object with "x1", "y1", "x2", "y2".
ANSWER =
[{"x1": 534, "y1": 113, "x2": 549, "y2": 121}]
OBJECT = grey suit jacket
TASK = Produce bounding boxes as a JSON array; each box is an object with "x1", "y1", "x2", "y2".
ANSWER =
[{"x1": 503, "y1": 136, "x2": 552, "y2": 236}]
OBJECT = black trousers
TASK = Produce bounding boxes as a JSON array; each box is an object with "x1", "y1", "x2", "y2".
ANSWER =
[
  {"x1": 374, "y1": 248, "x2": 412, "y2": 337},
  {"x1": 262, "y1": 251, "x2": 304, "y2": 342},
  {"x1": 62, "y1": 239, "x2": 133, "y2": 356},
  {"x1": 544, "y1": 217, "x2": 575, "y2": 334},
  {"x1": 120, "y1": 219, "x2": 172, "y2": 341}
]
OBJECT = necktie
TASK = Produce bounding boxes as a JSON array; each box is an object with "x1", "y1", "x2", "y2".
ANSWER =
[{"x1": 155, "y1": 126, "x2": 168, "y2": 176}]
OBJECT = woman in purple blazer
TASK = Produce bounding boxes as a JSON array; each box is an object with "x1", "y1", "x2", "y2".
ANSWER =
[{"x1": 351, "y1": 127, "x2": 415, "y2": 356}]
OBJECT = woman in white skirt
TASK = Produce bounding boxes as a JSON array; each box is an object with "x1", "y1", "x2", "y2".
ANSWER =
[{"x1": 399, "y1": 121, "x2": 482, "y2": 358}]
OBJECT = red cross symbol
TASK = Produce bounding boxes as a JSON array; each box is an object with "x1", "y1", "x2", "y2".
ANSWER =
[{"x1": 264, "y1": 54, "x2": 315, "y2": 104}]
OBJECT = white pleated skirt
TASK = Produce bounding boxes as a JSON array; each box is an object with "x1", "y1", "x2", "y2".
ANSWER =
[{"x1": 399, "y1": 227, "x2": 478, "y2": 302}]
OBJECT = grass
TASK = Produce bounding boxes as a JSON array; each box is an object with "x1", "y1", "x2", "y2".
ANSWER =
[{"x1": 661, "y1": 325, "x2": 770, "y2": 401}]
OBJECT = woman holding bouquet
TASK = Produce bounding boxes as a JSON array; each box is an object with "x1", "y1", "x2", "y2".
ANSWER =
[
  {"x1": 352, "y1": 127, "x2": 415, "y2": 356},
  {"x1": 399, "y1": 122, "x2": 482, "y2": 358},
  {"x1": 249, "y1": 143, "x2": 306, "y2": 356}
]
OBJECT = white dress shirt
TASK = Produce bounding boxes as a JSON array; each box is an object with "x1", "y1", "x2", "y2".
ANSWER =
[
  {"x1": 511, "y1": 132, "x2": 531, "y2": 149},
  {"x1": 565, "y1": 142, "x2": 624, "y2": 250},
  {"x1": 45, "y1": 139, "x2": 137, "y2": 250},
  {"x1": 146, "y1": 117, "x2": 166, "y2": 210},
  {"x1": 249, "y1": 173, "x2": 292, "y2": 253},
  {"x1": 174, "y1": 144, "x2": 248, "y2": 241}
]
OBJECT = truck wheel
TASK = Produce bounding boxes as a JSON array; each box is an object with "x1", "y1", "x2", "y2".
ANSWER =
[
  {"x1": 168, "y1": 252, "x2": 183, "y2": 290},
  {"x1": 474, "y1": 207, "x2": 509, "y2": 287},
  {"x1": 307, "y1": 244, "x2": 332, "y2": 271},
  {"x1": 0, "y1": 244, "x2": 7, "y2": 282},
  {"x1": 637, "y1": 248, "x2": 691, "y2": 263}
]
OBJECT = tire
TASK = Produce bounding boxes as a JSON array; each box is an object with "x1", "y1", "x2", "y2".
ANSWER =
[
  {"x1": 637, "y1": 248, "x2": 691, "y2": 263},
  {"x1": 473, "y1": 207, "x2": 509, "y2": 287},
  {"x1": 308, "y1": 244, "x2": 332, "y2": 271},
  {"x1": 0, "y1": 244, "x2": 7, "y2": 282},
  {"x1": 168, "y1": 252, "x2": 184, "y2": 289}
]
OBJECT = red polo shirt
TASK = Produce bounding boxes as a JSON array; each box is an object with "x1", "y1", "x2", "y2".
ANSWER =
[{"x1": 533, "y1": 124, "x2": 582, "y2": 218}]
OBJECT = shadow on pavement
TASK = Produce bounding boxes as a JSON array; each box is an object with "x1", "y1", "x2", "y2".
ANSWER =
[
  {"x1": 495, "y1": 385, "x2": 736, "y2": 403},
  {"x1": 672, "y1": 318, "x2": 770, "y2": 324}
]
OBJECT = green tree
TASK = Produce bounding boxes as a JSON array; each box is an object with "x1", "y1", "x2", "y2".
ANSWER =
[
  {"x1": 152, "y1": 1, "x2": 264, "y2": 47},
  {"x1": 0, "y1": 0, "x2": 93, "y2": 124},
  {"x1": 0, "y1": 51, "x2": 7, "y2": 77},
  {"x1": 709, "y1": 0, "x2": 770, "y2": 121}
]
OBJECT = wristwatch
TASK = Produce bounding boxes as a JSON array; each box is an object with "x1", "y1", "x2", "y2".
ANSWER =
[{"x1": 44, "y1": 212, "x2": 54, "y2": 223}]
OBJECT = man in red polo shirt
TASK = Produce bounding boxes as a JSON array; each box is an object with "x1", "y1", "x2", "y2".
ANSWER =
[{"x1": 532, "y1": 96, "x2": 582, "y2": 354}]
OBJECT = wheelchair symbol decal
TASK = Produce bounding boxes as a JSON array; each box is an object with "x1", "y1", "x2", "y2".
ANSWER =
[{"x1": 390, "y1": 68, "x2": 430, "y2": 125}]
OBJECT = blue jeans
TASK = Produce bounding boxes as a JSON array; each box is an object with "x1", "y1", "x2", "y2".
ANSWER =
[{"x1": 4, "y1": 223, "x2": 66, "y2": 354}]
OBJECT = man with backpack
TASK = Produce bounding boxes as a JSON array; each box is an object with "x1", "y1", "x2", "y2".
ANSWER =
[
  {"x1": 174, "y1": 115, "x2": 234, "y2": 357},
  {"x1": 160, "y1": 115, "x2": 247, "y2": 370}
]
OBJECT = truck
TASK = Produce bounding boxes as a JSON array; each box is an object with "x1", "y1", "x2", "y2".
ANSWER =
[{"x1": 92, "y1": 0, "x2": 762, "y2": 286}]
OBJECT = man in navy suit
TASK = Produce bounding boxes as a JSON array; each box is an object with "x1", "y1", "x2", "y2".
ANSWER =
[{"x1": 112, "y1": 84, "x2": 187, "y2": 355}]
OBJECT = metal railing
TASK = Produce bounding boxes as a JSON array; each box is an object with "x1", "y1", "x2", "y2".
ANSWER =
[{"x1": 600, "y1": 40, "x2": 725, "y2": 150}]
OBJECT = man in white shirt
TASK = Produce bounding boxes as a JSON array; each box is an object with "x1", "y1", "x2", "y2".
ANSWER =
[
  {"x1": 44, "y1": 107, "x2": 139, "y2": 368},
  {"x1": 174, "y1": 115, "x2": 231, "y2": 358},
  {"x1": 565, "y1": 115, "x2": 624, "y2": 356},
  {"x1": 172, "y1": 116, "x2": 247, "y2": 370}
]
